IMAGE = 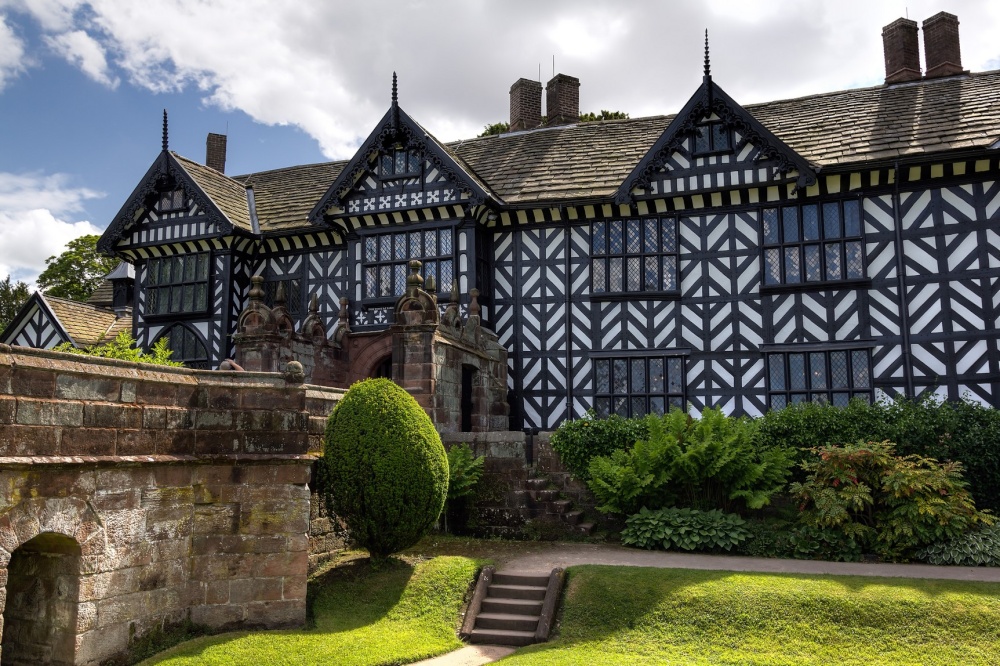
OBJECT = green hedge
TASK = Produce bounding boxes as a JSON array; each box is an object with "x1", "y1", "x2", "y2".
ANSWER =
[
  {"x1": 756, "y1": 395, "x2": 1000, "y2": 511},
  {"x1": 550, "y1": 412, "x2": 648, "y2": 480}
]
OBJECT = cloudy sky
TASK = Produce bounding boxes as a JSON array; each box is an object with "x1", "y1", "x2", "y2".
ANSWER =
[{"x1": 1, "y1": 0, "x2": 999, "y2": 286}]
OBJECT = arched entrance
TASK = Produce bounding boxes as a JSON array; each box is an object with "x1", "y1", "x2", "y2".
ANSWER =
[
  {"x1": 1, "y1": 533, "x2": 81, "y2": 666},
  {"x1": 371, "y1": 355, "x2": 393, "y2": 380}
]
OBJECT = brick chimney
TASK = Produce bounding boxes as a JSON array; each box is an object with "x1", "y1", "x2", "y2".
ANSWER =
[
  {"x1": 923, "y1": 11, "x2": 964, "y2": 78},
  {"x1": 545, "y1": 73, "x2": 580, "y2": 126},
  {"x1": 206, "y1": 133, "x2": 227, "y2": 173},
  {"x1": 882, "y1": 18, "x2": 921, "y2": 84},
  {"x1": 509, "y1": 78, "x2": 542, "y2": 131}
]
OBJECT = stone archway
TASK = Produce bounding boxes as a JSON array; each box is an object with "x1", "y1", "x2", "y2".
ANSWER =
[
  {"x1": 1, "y1": 533, "x2": 81, "y2": 666},
  {"x1": 0, "y1": 497, "x2": 106, "y2": 666}
]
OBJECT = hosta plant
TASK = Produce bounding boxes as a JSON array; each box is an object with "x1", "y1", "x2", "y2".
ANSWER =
[{"x1": 621, "y1": 506, "x2": 750, "y2": 552}]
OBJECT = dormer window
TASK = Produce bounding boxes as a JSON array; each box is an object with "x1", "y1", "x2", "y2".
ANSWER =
[
  {"x1": 693, "y1": 122, "x2": 731, "y2": 155},
  {"x1": 379, "y1": 149, "x2": 422, "y2": 190}
]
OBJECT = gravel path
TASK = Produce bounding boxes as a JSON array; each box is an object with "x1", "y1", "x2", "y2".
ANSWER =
[{"x1": 409, "y1": 645, "x2": 515, "y2": 666}]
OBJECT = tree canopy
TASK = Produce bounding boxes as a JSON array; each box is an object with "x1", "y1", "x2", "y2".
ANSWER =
[
  {"x1": 36, "y1": 235, "x2": 118, "y2": 302},
  {"x1": 0, "y1": 275, "x2": 30, "y2": 332}
]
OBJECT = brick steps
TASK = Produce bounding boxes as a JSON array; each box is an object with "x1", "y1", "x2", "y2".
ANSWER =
[{"x1": 462, "y1": 567, "x2": 564, "y2": 647}]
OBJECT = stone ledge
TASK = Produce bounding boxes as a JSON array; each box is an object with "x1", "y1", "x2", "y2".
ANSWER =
[{"x1": 0, "y1": 454, "x2": 315, "y2": 466}]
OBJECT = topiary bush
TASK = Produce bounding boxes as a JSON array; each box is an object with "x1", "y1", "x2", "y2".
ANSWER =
[{"x1": 319, "y1": 378, "x2": 448, "y2": 561}]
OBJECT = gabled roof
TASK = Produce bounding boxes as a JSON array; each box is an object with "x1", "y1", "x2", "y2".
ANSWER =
[
  {"x1": 615, "y1": 75, "x2": 819, "y2": 202},
  {"x1": 307, "y1": 100, "x2": 494, "y2": 224},
  {"x1": 44, "y1": 296, "x2": 122, "y2": 347},
  {"x1": 117, "y1": 69, "x2": 1000, "y2": 236},
  {"x1": 98, "y1": 151, "x2": 252, "y2": 254}
]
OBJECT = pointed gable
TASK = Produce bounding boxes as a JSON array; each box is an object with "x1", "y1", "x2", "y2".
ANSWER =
[
  {"x1": 615, "y1": 76, "x2": 818, "y2": 204},
  {"x1": 309, "y1": 99, "x2": 493, "y2": 226},
  {"x1": 98, "y1": 151, "x2": 252, "y2": 255}
]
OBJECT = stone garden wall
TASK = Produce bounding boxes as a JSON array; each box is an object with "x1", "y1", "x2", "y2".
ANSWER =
[{"x1": 0, "y1": 344, "x2": 341, "y2": 665}]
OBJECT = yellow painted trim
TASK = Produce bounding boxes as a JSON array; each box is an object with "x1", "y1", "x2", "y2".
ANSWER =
[
  {"x1": 766, "y1": 186, "x2": 779, "y2": 202},
  {"x1": 601, "y1": 204, "x2": 613, "y2": 218},
  {"x1": 692, "y1": 195, "x2": 705, "y2": 209},
  {"x1": 749, "y1": 189, "x2": 760, "y2": 204},
  {"x1": 673, "y1": 197, "x2": 686, "y2": 211},
  {"x1": 849, "y1": 173, "x2": 862, "y2": 190},
  {"x1": 976, "y1": 160, "x2": 990, "y2": 172},
  {"x1": 908, "y1": 167, "x2": 921, "y2": 182},
  {"x1": 637, "y1": 201, "x2": 649, "y2": 215},
  {"x1": 730, "y1": 190, "x2": 742, "y2": 206},
  {"x1": 584, "y1": 205, "x2": 595, "y2": 219},
  {"x1": 654, "y1": 199, "x2": 667, "y2": 214},
  {"x1": 516, "y1": 210, "x2": 528, "y2": 224},
  {"x1": 711, "y1": 192, "x2": 723, "y2": 207},
  {"x1": 826, "y1": 176, "x2": 841, "y2": 194},
  {"x1": 954, "y1": 162, "x2": 967, "y2": 176},
  {"x1": 930, "y1": 164, "x2": 944, "y2": 178},
  {"x1": 806, "y1": 183, "x2": 820, "y2": 197},
  {"x1": 550, "y1": 208, "x2": 562, "y2": 222}
]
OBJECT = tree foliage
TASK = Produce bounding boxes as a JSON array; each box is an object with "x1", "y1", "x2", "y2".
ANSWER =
[
  {"x1": 0, "y1": 275, "x2": 30, "y2": 332},
  {"x1": 36, "y1": 235, "x2": 117, "y2": 302},
  {"x1": 579, "y1": 110, "x2": 629, "y2": 122},
  {"x1": 319, "y1": 378, "x2": 448, "y2": 561},
  {"x1": 479, "y1": 122, "x2": 510, "y2": 137}
]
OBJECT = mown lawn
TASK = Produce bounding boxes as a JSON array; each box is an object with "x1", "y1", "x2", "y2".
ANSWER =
[
  {"x1": 140, "y1": 555, "x2": 480, "y2": 666},
  {"x1": 500, "y1": 565, "x2": 1000, "y2": 666}
]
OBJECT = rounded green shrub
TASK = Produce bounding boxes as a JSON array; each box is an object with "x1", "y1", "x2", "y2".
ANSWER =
[{"x1": 320, "y1": 378, "x2": 448, "y2": 561}]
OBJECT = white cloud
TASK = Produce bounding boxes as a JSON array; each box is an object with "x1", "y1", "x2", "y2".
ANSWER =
[
  {"x1": 0, "y1": 171, "x2": 104, "y2": 285},
  {"x1": 0, "y1": 13, "x2": 27, "y2": 91},
  {"x1": 45, "y1": 29, "x2": 118, "y2": 87}
]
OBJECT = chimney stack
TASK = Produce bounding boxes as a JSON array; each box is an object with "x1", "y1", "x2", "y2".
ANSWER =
[
  {"x1": 206, "y1": 133, "x2": 227, "y2": 173},
  {"x1": 922, "y1": 11, "x2": 964, "y2": 78},
  {"x1": 882, "y1": 18, "x2": 922, "y2": 84},
  {"x1": 545, "y1": 73, "x2": 580, "y2": 126},
  {"x1": 509, "y1": 78, "x2": 542, "y2": 131}
]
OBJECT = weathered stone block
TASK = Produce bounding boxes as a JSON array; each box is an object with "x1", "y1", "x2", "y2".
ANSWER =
[
  {"x1": 60, "y1": 427, "x2": 117, "y2": 456},
  {"x1": 84, "y1": 403, "x2": 143, "y2": 429},
  {"x1": 56, "y1": 375, "x2": 120, "y2": 402},
  {"x1": 0, "y1": 395, "x2": 15, "y2": 425},
  {"x1": 190, "y1": 603, "x2": 245, "y2": 629},
  {"x1": 11, "y1": 367, "x2": 56, "y2": 398},
  {"x1": 194, "y1": 410, "x2": 234, "y2": 430},
  {"x1": 16, "y1": 398, "x2": 83, "y2": 427}
]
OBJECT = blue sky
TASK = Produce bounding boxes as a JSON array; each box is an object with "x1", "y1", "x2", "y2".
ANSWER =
[{"x1": 1, "y1": 0, "x2": 999, "y2": 286}]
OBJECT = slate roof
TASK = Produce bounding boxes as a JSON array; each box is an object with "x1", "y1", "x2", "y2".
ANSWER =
[
  {"x1": 176, "y1": 70, "x2": 1000, "y2": 233},
  {"x1": 44, "y1": 296, "x2": 122, "y2": 347},
  {"x1": 173, "y1": 154, "x2": 254, "y2": 232}
]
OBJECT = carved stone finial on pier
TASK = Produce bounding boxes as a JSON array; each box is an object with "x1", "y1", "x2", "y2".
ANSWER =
[
  {"x1": 468, "y1": 288, "x2": 481, "y2": 319},
  {"x1": 302, "y1": 292, "x2": 327, "y2": 340},
  {"x1": 249, "y1": 275, "x2": 265, "y2": 303},
  {"x1": 442, "y1": 279, "x2": 461, "y2": 328}
]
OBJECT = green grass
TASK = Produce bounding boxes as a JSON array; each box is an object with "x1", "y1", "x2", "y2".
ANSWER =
[
  {"x1": 500, "y1": 566, "x2": 1000, "y2": 666},
  {"x1": 140, "y1": 556, "x2": 480, "y2": 666}
]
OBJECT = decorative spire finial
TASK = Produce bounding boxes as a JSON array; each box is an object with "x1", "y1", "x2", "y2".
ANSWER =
[
  {"x1": 391, "y1": 72, "x2": 400, "y2": 130},
  {"x1": 162, "y1": 109, "x2": 169, "y2": 151},
  {"x1": 704, "y1": 30, "x2": 710, "y2": 79}
]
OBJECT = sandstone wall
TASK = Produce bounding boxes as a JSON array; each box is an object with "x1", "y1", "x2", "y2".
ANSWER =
[{"x1": 0, "y1": 344, "x2": 341, "y2": 665}]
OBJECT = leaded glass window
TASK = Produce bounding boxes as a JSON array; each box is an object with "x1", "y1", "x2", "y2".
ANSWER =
[
  {"x1": 378, "y1": 148, "x2": 422, "y2": 191},
  {"x1": 761, "y1": 200, "x2": 864, "y2": 287},
  {"x1": 593, "y1": 355, "x2": 685, "y2": 418},
  {"x1": 693, "y1": 122, "x2": 732, "y2": 155},
  {"x1": 263, "y1": 278, "x2": 302, "y2": 316},
  {"x1": 146, "y1": 253, "x2": 210, "y2": 316},
  {"x1": 767, "y1": 348, "x2": 873, "y2": 410},
  {"x1": 361, "y1": 227, "x2": 455, "y2": 299},
  {"x1": 592, "y1": 218, "x2": 679, "y2": 295},
  {"x1": 154, "y1": 324, "x2": 208, "y2": 369}
]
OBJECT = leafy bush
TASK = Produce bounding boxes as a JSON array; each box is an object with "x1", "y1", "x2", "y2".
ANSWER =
[
  {"x1": 622, "y1": 507, "x2": 749, "y2": 552},
  {"x1": 442, "y1": 443, "x2": 484, "y2": 534},
  {"x1": 916, "y1": 523, "x2": 1000, "y2": 566},
  {"x1": 54, "y1": 331, "x2": 183, "y2": 366},
  {"x1": 550, "y1": 411, "x2": 648, "y2": 481},
  {"x1": 320, "y1": 378, "x2": 448, "y2": 561},
  {"x1": 791, "y1": 440, "x2": 992, "y2": 560},
  {"x1": 587, "y1": 408, "x2": 794, "y2": 515},
  {"x1": 756, "y1": 394, "x2": 1000, "y2": 512},
  {"x1": 787, "y1": 524, "x2": 863, "y2": 562}
]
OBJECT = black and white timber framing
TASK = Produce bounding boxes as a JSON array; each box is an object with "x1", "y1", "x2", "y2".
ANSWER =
[{"x1": 80, "y1": 62, "x2": 1000, "y2": 431}]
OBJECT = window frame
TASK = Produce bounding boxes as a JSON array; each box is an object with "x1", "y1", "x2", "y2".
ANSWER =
[
  {"x1": 377, "y1": 148, "x2": 423, "y2": 193},
  {"x1": 359, "y1": 223, "x2": 456, "y2": 304},
  {"x1": 760, "y1": 198, "x2": 869, "y2": 293},
  {"x1": 153, "y1": 323, "x2": 209, "y2": 369},
  {"x1": 590, "y1": 217, "x2": 680, "y2": 301},
  {"x1": 157, "y1": 188, "x2": 187, "y2": 213},
  {"x1": 144, "y1": 253, "x2": 211, "y2": 318},
  {"x1": 692, "y1": 121, "x2": 733, "y2": 156},
  {"x1": 766, "y1": 347, "x2": 874, "y2": 410},
  {"x1": 593, "y1": 354, "x2": 687, "y2": 418}
]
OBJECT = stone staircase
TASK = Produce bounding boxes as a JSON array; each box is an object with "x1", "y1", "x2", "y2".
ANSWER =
[
  {"x1": 516, "y1": 475, "x2": 595, "y2": 536},
  {"x1": 461, "y1": 567, "x2": 564, "y2": 647}
]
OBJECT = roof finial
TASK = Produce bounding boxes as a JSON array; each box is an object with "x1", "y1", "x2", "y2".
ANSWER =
[
  {"x1": 391, "y1": 72, "x2": 400, "y2": 130},
  {"x1": 162, "y1": 109, "x2": 169, "y2": 151},
  {"x1": 704, "y1": 29, "x2": 711, "y2": 79}
]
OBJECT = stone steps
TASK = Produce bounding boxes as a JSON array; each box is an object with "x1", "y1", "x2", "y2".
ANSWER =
[{"x1": 461, "y1": 567, "x2": 564, "y2": 647}]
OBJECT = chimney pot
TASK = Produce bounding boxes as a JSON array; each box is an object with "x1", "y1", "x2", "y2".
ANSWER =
[
  {"x1": 509, "y1": 78, "x2": 542, "y2": 131},
  {"x1": 922, "y1": 11, "x2": 964, "y2": 78},
  {"x1": 206, "y1": 133, "x2": 227, "y2": 173},
  {"x1": 545, "y1": 73, "x2": 580, "y2": 126},
  {"x1": 882, "y1": 18, "x2": 922, "y2": 84}
]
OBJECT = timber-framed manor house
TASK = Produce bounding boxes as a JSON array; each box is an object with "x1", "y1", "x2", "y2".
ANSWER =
[{"x1": 7, "y1": 11, "x2": 1000, "y2": 431}]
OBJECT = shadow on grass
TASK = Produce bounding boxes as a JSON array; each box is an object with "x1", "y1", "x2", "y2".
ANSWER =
[{"x1": 306, "y1": 556, "x2": 414, "y2": 631}]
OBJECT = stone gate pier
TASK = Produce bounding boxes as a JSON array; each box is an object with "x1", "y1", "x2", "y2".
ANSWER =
[{"x1": 0, "y1": 344, "x2": 341, "y2": 664}]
